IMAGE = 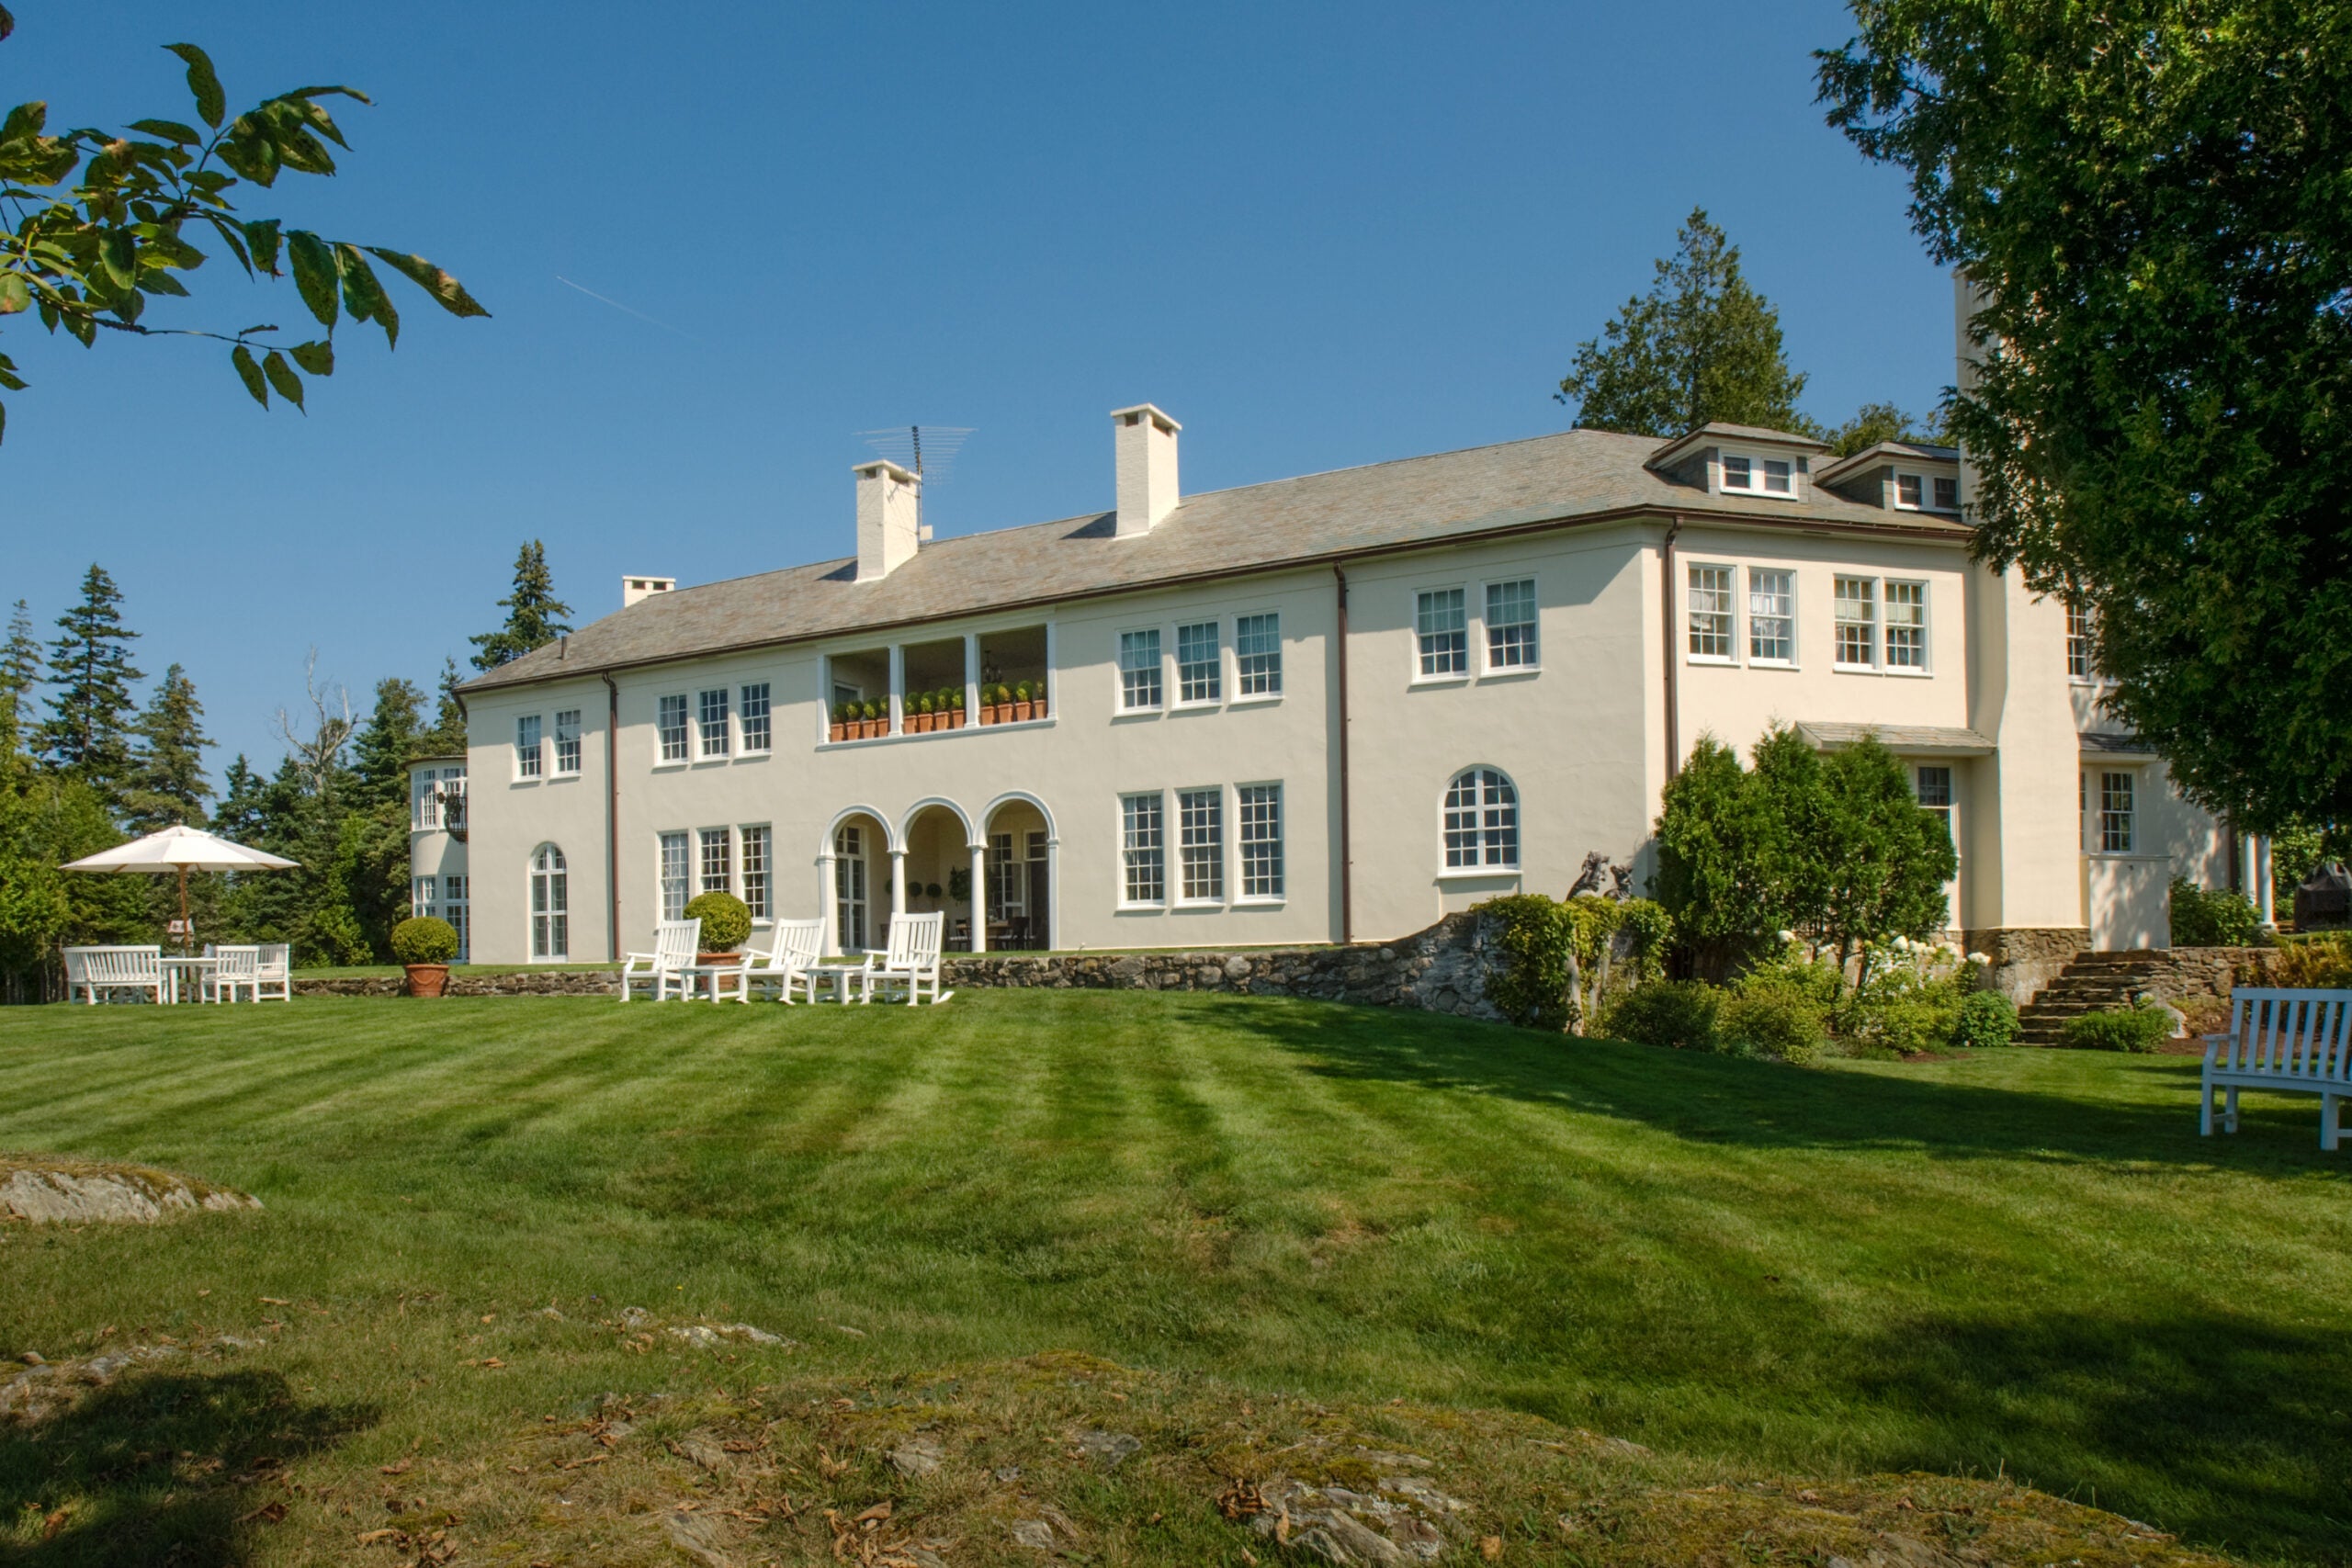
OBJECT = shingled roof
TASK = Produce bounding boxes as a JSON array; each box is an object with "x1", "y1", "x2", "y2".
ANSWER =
[{"x1": 464, "y1": 425, "x2": 1973, "y2": 693}]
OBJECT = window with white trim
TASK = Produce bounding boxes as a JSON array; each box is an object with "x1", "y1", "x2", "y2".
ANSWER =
[
  {"x1": 698, "y1": 827, "x2": 731, "y2": 897},
  {"x1": 697, "y1": 688, "x2": 729, "y2": 757},
  {"x1": 740, "y1": 682, "x2": 771, "y2": 752},
  {"x1": 530, "y1": 843, "x2": 569, "y2": 960},
  {"x1": 1176, "y1": 622, "x2": 1220, "y2": 705},
  {"x1": 657, "y1": 694, "x2": 689, "y2": 761},
  {"x1": 659, "y1": 830, "x2": 690, "y2": 921},
  {"x1": 444, "y1": 874, "x2": 469, "y2": 960},
  {"x1": 415, "y1": 770, "x2": 442, "y2": 829},
  {"x1": 1722, "y1": 454, "x2": 1752, "y2": 491},
  {"x1": 1119, "y1": 629, "x2": 1162, "y2": 711},
  {"x1": 1443, "y1": 767, "x2": 1519, "y2": 870},
  {"x1": 1121, "y1": 793, "x2": 1165, "y2": 904},
  {"x1": 1720, "y1": 454, "x2": 1795, "y2": 496},
  {"x1": 1238, "y1": 784, "x2": 1283, "y2": 899},
  {"x1": 1748, "y1": 569, "x2": 1794, "y2": 663},
  {"x1": 741, "y1": 825, "x2": 770, "y2": 919},
  {"x1": 1834, "y1": 577, "x2": 1877, "y2": 667},
  {"x1": 2066, "y1": 602, "x2": 2095, "y2": 680},
  {"x1": 1915, "y1": 765, "x2": 1953, "y2": 838},
  {"x1": 1416, "y1": 589, "x2": 1467, "y2": 677},
  {"x1": 1933, "y1": 475, "x2": 1959, "y2": 511},
  {"x1": 515, "y1": 715, "x2": 543, "y2": 778},
  {"x1": 1688, "y1": 565, "x2": 1734, "y2": 660},
  {"x1": 2100, "y1": 772, "x2": 2135, "y2": 853},
  {"x1": 1896, "y1": 472, "x2": 1925, "y2": 509},
  {"x1": 413, "y1": 874, "x2": 436, "y2": 919},
  {"x1": 1485, "y1": 579, "x2": 1537, "y2": 670},
  {"x1": 1883, "y1": 581, "x2": 1928, "y2": 669},
  {"x1": 554, "y1": 709, "x2": 582, "y2": 775},
  {"x1": 1235, "y1": 614, "x2": 1282, "y2": 695},
  {"x1": 1176, "y1": 788, "x2": 1223, "y2": 902}
]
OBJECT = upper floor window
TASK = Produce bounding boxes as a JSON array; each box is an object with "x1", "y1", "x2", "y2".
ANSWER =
[
  {"x1": 1884, "y1": 581, "x2": 1929, "y2": 670},
  {"x1": 1485, "y1": 580, "x2": 1538, "y2": 670},
  {"x1": 1834, "y1": 577, "x2": 1877, "y2": 668},
  {"x1": 697, "y1": 688, "x2": 730, "y2": 757},
  {"x1": 740, "y1": 683, "x2": 772, "y2": 752},
  {"x1": 657, "y1": 694, "x2": 689, "y2": 761},
  {"x1": 1176, "y1": 622, "x2": 1221, "y2": 705},
  {"x1": 1121, "y1": 792, "x2": 1165, "y2": 904},
  {"x1": 1933, "y1": 475, "x2": 1959, "y2": 511},
  {"x1": 515, "y1": 715, "x2": 543, "y2": 779},
  {"x1": 1688, "y1": 565, "x2": 1734, "y2": 660},
  {"x1": 1416, "y1": 589, "x2": 1467, "y2": 677},
  {"x1": 1119, "y1": 629, "x2": 1162, "y2": 711},
  {"x1": 553, "y1": 709, "x2": 582, "y2": 775},
  {"x1": 1722, "y1": 454, "x2": 1793, "y2": 495},
  {"x1": 1748, "y1": 569, "x2": 1794, "y2": 663},
  {"x1": 1177, "y1": 788, "x2": 1223, "y2": 902},
  {"x1": 2066, "y1": 602, "x2": 2096, "y2": 680},
  {"x1": 1235, "y1": 614, "x2": 1282, "y2": 696},
  {"x1": 1443, "y1": 767, "x2": 1519, "y2": 870},
  {"x1": 1896, "y1": 473, "x2": 1925, "y2": 509},
  {"x1": 1916, "y1": 765, "x2": 1953, "y2": 838},
  {"x1": 1238, "y1": 784, "x2": 1284, "y2": 900},
  {"x1": 2099, "y1": 771, "x2": 2135, "y2": 853}
]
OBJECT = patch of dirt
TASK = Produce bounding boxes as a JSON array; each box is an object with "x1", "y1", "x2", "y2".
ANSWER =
[{"x1": 0, "y1": 1151, "x2": 262, "y2": 1224}]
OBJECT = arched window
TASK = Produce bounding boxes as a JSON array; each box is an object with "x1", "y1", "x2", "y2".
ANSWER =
[
  {"x1": 1442, "y1": 768, "x2": 1519, "y2": 870},
  {"x1": 530, "y1": 843, "x2": 569, "y2": 960}
]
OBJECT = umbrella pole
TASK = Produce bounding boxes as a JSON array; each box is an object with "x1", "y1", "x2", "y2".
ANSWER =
[{"x1": 178, "y1": 864, "x2": 190, "y2": 953}]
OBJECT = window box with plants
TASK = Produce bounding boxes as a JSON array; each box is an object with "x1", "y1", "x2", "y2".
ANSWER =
[{"x1": 390, "y1": 916, "x2": 461, "y2": 998}]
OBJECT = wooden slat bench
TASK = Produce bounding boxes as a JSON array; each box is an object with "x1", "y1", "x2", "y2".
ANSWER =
[{"x1": 2203, "y1": 987, "x2": 2352, "y2": 1150}]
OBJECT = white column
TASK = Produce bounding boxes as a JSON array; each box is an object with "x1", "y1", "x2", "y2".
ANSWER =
[
  {"x1": 1046, "y1": 836, "x2": 1060, "y2": 953},
  {"x1": 888, "y1": 645, "x2": 905, "y2": 736},
  {"x1": 968, "y1": 841, "x2": 988, "y2": 953},
  {"x1": 889, "y1": 847, "x2": 908, "y2": 929},
  {"x1": 964, "y1": 633, "x2": 980, "y2": 728},
  {"x1": 819, "y1": 848, "x2": 840, "y2": 956},
  {"x1": 2257, "y1": 837, "x2": 2277, "y2": 926}
]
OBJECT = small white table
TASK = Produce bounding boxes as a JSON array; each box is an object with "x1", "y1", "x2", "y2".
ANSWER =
[
  {"x1": 799, "y1": 963, "x2": 870, "y2": 1004},
  {"x1": 157, "y1": 956, "x2": 217, "y2": 1005},
  {"x1": 682, "y1": 963, "x2": 749, "y2": 1003}
]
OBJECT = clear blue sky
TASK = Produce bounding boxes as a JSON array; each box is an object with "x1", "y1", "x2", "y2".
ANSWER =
[{"x1": 4, "y1": 1, "x2": 1949, "y2": 773}]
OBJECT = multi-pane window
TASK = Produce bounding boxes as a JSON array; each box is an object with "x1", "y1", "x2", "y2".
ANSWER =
[
  {"x1": 1762, "y1": 458, "x2": 1792, "y2": 494},
  {"x1": 415, "y1": 770, "x2": 443, "y2": 829},
  {"x1": 1177, "y1": 622, "x2": 1221, "y2": 704},
  {"x1": 835, "y1": 826, "x2": 868, "y2": 951},
  {"x1": 1121, "y1": 792, "x2": 1166, "y2": 904},
  {"x1": 1722, "y1": 455, "x2": 1752, "y2": 490},
  {"x1": 1688, "y1": 566, "x2": 1734, "y2": 660},
  {"x1": 444, "y1": 874, "x2": 469, "y2": 961},
  {"x1": 698, "y1": 827, "x2": 732, "y2": 897},
  {"x1": 1896, "y1": 473, "x2": 1924, "y2": 509},
  {"x1": 698, "y1": 688, "x2": 730, "y2": 757},
  {"x1": 413, "y1": 874, "x2": 436, "y2": 919},
  {"x1": 1120, "y1": 629, "x2": 1163, "y2": 711},
  {"x1": 1834, "y1": 577, "x2": 1877, "y2": 667},
  {"x1": 530, "y1": 844, "x2": 568, "y2": 960},
  {"x1": 1485, "y1": 579, "x2": 1538, "y2": 670},
  {"x1": 740, "y1": 825, "x2": 771, "y2": 919},
  {"x1": 1416, "y1": 589, "x2": 1467, "y2": 676},
  {"x1": 2100, "y1": 772, "x2": 2135, "y2": 853},
  {"x1": 1235, "y1": 614, "x2": 1282, "y2": 695},
  {"x1": 554, "y1": 709, "x2": 582, "y2": 775},
  {"x1": 1933, "y1": 475, "x2": 1960, "y2": 511},
  {"x1": 2066, "y1": 602, "x2": 2095, "y2": 680},
  {"x1": 1748, "y1": 569, "x2": 1795, "y2": 662},
  {"x1": 1177, "y1": 788, "x2": 1224, "y2": 902},
  {"x1": 1883, "y1": 581, "x2": 1928, "y2": 669},
  {"x1": 659, "y1": 830, "x2": 690, "y2": 921},
  {"x1": 657, "y1": 694, "x2": 690, "y2": 761},
  {"x1": 1443, "y1": 767, "x2": 1520, "y2": 869},
  {"x1": 1916, "y1": 766, "x2": 1953, "y2": 839},
  {"x1": 1238, "y1": 784, "x2": 1283, "y2": 899},
  {"x1": 740, "y1": 683, "x2": 771, "y2": 752},
  {"x1": 515, "y1": 715, "x2": 543, "y2": 778}
]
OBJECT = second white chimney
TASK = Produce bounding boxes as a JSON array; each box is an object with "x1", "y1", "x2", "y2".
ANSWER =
[
  {"x1": 1111, "y1": 403, "x2": 1181, "y2": 538},
  {"x1": 622, "y1": 575, "x2": 675, "y2": 608},
  {"x1": 854, "y1": 458, "x2": 922, "y2": 581}
]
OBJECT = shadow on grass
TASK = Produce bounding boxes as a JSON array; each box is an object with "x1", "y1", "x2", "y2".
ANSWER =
[{"x1": 0, "y1": 1369, "x2": 377, "y2": 1566}]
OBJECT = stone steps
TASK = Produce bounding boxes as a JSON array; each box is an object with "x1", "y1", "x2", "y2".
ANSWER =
[{"x1": 2015, "y1": 950, "x2": 2173, "y2": 1043}]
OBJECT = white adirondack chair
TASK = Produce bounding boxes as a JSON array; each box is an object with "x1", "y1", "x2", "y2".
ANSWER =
[
  {"x1": 63, "y1": 945, "x2": 165, "y2": 1005},
  {"x1": 2203, "y1": 987, "x2": 2352, "y2": 1149},
  {"x1": 743, "y1": 918, "x2": 827, "y2": 1003},
  {"x1": 254, "y1": 942, "x2": 292, "y2": 1001},
  {"x1": 206, "y1": 945, "x2": 261, "y2": 1003},
  {"x1": 863, "y1": 911, "x2": 951, "y2": 1006},
  {"x1": 621, "y1": 919, "x2": 703, "y2": 1001}
]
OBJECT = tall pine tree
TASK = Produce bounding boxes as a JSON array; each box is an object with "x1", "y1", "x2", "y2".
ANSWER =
[
  {"x1": 1557, "y1": 209, "x2": 1814, "y2": 438},
  {"x1": 424, "y1": 657, "x2": 468, "y2": 755},
  {"x1": 36, "y1": 565, "x2": 143, "y2": 805},
  {"x1": 0, "y1": 600, "x2": 38, "y2": 758},
  {"x1": 349, "y1": 677, "x2": 425, "y2": 813},
  {"x1": 123, "y1": 664, "x2": 214, "y2": 831},
  {"x1": 469, "y1": 542, "x2": 573, "y2": 671}
]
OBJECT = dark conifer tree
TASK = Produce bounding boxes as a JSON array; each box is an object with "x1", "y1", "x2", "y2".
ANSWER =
[
  {"x1": 124, "y1": 664, "x2": 214, "y2": 831},
  {"x1": 469, "y1": 541, "x2": 573, "y2": 671},
  {"x1": 349, "y1": 677, "x2": 425, "y2": 813},
  {"x1": 36, "y1": 565, "x2": 143, "y2": 805}
]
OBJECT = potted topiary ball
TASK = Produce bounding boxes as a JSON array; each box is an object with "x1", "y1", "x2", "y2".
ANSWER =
[
  {"x1": 1012, "y1": 679, "x2": 1035, "y2": 721},
  {"x1": 683, "y1": 890, "x2": 753, "y2": 966},
  {"x1": 946, "y1": 687, "x2": 966, "y2": 728},
  {"x1": 390, "y1": 915, "x2": 460, "y2": 998}
]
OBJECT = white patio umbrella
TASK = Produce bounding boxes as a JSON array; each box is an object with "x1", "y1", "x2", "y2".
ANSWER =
[{"x1": 62, "y1": 824, "x2": 300, "y2": 950}]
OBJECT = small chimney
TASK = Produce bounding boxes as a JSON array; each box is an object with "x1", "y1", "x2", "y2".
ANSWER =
[
  {"x1": 1111, "y1": 403, "x2": 1180, "y2": 538},
  {"x1": 854, "y1": 458, "x2": 922, "y2": 581},
  {"x1": 623, "y1": 575, "x2": 675, "y2": 608}
]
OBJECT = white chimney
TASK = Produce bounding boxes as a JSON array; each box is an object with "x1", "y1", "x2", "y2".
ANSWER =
[
  {"x1": 854, "y1": 458, "x2": 922, "y2": 581},
  {"x1": 1111, "y1": 403, "x2": 1180, "y2": 538},
  {"x1": 623, "y1": 575, "x2": 675, "y2": 608}
]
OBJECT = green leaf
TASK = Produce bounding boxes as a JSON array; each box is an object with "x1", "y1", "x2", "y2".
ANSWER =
[
  {"x1": 136, "y1": 271, "x2": 190, "y2": 298},
  {"x1": 164, "y1": 44, "x2": 227, "y2": 130},
  {"x1": 96, "y1": 231, "x2": 137, "y2": 292},
  {"x1": 286, "y1": 231, "x2": 338, "y2": 329},
  {"x1": 230, "y1": 344, "x2": 267, "y2": 408},
  {"x1": 243, "y1": 218, "x2": 282, "y2": 276},
  {"x1": 0, "y1": 101, "x2": 43, "y2": 144},
  {"x1": 288, "y1": 339, "x2": 334, "y2": 376},
  {"x1": 206, "y1": 216, "x2": 254, "y2": 276},
  {"x1": 127, "y1": 118, "x2": 203, "y2": 146},
  {"x1": 0, "y1": 274, "x2": 26, "y2": 315},
  {"x1": 335, "y1": 243, "x2": 397, "y2": 348},
  {"x1": 362, "y1": 247, "x2": 491, "y2": 319},
  {"x1": 273, "y1": 85, "x2": 374, "y2": 107},
  {"x1": 262, "y1": 350, "x2": 305, "y2": 410},
  {"x1": 0, "y1": 348, "x2": 23, "y2": 391}
]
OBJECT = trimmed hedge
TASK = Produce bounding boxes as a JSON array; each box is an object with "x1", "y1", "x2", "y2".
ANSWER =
[
  {"x1": 390, "y1": 916, "x2": 459, "y2": 965},
  {"x1": 683, "y1": 891, "x2": 752, "y2": 951}
]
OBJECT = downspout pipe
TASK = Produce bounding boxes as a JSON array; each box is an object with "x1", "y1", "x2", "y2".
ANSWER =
[
  {"x1": 1661, "y1": 517, "x2": 1683, "y2": 783},
  {"x1": 1334, "y1": 563, "x2": 1353, "y2": 946},
  {"x1": 601, "y1": 672, "x2": 621, "y2": 963}
]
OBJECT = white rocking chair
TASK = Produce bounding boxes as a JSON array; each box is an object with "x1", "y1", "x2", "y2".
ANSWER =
[
  {"x1": 620, "y1": 919, "x2": 703, "y2": 1001},
  {"x1": 744, "y1": 918, "x2": 827, "y2": 1003},
  {"x1": 862, "y1": 911, "x2": 951, "y2": 1006}
]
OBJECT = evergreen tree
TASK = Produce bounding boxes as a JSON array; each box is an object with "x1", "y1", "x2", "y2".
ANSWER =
[
  {"x1": 0, "y1": 600, "x2": 38, "y2": 751},
  {"x1": 1824, "y1": 400, "x2": 1945, "y2": 457},
  {"x1": 350, "y1": 677, "x2": 426, "y2": 813},
  {"x1": 1557, "y1": 209, "x2": 1813, "y2": 439},
  {"x1": 469, "y1": 542, "x2": 573, "y2": 671},
  {"x1": 36, "y1": 565, "x2": 143, "y2": 804},
  {"x1": 213, "y1": 755, "x2": 266, "y2": 844},
  {"x1": 424, "y1": 657, "x2": 468, "y2": 755},
  {"x1": 123, "y1": 663, "x2": 213, "y2": 831}
]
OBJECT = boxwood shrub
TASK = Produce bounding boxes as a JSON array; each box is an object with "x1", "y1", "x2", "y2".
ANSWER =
[{"x1": 390, "y1": 916, "x2": 459, "y2": 966}]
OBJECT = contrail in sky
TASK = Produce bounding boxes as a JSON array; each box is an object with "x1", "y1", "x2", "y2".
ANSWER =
[{"x1": 555, "y1": 275, "x2": 698, "y2": 340}]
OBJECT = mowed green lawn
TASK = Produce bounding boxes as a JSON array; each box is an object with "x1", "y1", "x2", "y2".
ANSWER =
[{"x1": 3, "y1": 991, "x2": 2349, "y2": 1563}]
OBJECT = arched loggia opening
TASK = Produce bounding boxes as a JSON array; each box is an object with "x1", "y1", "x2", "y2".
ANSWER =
[
  {"x1": 981, "y1": 795, "x2": 1055, "y2": 951},
  {"x1": 820, "y1": 809, "x2": 891, "y2": 955},
  {"x1": 899, "y1": 799, "x2": 979, "y2": 950}
]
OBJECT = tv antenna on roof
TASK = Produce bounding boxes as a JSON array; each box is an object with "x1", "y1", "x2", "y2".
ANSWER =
[{"x1": 858, "y1": 425, "x2": 974, "y2": 538}]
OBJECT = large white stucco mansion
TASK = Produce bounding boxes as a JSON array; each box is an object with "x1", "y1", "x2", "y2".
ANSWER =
[{"x1": 413, "y1": 303, "x2": 2276, "y2": 970}]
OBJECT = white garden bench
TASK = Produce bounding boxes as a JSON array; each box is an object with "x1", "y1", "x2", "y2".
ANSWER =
[
  {"x1": 62, "y1": 945, "x2": 165, "y2": 1005},
  {"x1": 620, "y1": 919, "x2": 703, "y2": 1002},
  {"x1": 864, "y1": 911, "x2": 951, "y2": 1006},
  {"x1": 2203, "y1": 987, "x2": 2352, "y2": 1150}
]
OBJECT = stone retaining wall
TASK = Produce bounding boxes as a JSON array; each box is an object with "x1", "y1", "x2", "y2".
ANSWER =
[
  {"x1": 2116, "y1": 945, "x2": 2276, "y2": 1001},
  {"x1": 296, "y1": 970, "x2": 621, "y2": 998},
  {"x1": 1962, "y1": 927, "x2": 2087, "y2": 1006}
]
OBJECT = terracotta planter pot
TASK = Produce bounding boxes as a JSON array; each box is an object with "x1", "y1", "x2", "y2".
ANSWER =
[
  {"x1": 979, "y1": 704, "x2": 1000, "y2": 725},
  {"x1": 829, "y1": 721, "x2": 846, "y2": 743},
  {"x1": 861, "y1": 718, "x2": 882, "y2": 739},
  {"x1": 914, "y1": 711, "x2": 936, "y2": 733},
  {"x1": 404, "y1": 963, "x2": 449, "y2": 998},
  {"x1": 1012, "y1": 700, "x2": 1034, "y2": 722},
  {"x1": 947, "y1": 707, "x2": 966, "y2": 728},
  {"x1": 696, "y1": 952, "x2": 741, "y2": 967},
  {"x1": 1032, "y1": 696, "x2": 1048, "y2": 719}
]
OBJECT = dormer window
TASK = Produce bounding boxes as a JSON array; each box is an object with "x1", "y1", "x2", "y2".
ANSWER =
[
  {"x1": 1720, "y1": 453, "x2": 1795, "y2": 497},
  {"x1": 1723, "y1": 455, "x2": 1751, "y2": 490},
  {"x1": 1933, "y1": 475, "x2": 1959, "y2": 511},
  {"x1": 1896, "y1": 473, "x2": 1924, "y2": 509}
]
